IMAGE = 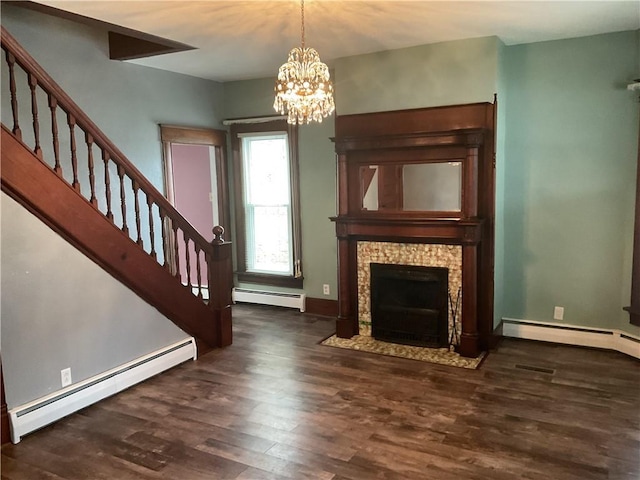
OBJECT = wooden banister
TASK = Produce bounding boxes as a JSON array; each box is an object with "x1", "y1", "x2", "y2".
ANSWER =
[
  {"x1": 1, "y1": 26, "x2": 232, "y2": 348},
  {"x1": 1, "y1": 27, "x2": 213, "y2": 253}
]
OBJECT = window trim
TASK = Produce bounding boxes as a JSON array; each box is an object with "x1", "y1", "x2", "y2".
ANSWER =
[{"x1": 231, "y1": 120, "x2": 303, "y2": 289}]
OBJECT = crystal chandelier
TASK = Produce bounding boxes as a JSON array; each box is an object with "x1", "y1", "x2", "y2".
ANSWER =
[{"x1": 274, "y1": 0, "x2": 335, "y2": 125}]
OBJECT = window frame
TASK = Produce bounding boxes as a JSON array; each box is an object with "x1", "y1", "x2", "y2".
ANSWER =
[{"x1": 231, "y1": 120, "x2": 303, "y2": 289}]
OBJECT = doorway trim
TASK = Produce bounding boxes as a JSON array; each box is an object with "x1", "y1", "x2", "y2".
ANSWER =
[{"x1": 160, "y1": 125, "x2": 230, "y2": 239}]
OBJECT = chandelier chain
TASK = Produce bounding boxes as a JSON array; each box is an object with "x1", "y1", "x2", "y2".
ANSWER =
[{"x1": 301, "y1": 0, "x2": 305, "y2": 50}]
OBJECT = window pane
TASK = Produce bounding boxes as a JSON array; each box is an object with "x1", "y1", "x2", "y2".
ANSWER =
[
  {"x1": 243, "y1": 135, "x2": 290, "y2": 206},
  {"x1": 247, "y1": 205, "x2": 292, "y2": 274}
]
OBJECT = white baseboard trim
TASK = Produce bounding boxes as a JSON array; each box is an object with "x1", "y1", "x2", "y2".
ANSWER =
[
  {"x1": 232, "y1": 288, "x2": 306, "y2": 312},
  {"x1": 8, "y1": 337, "x2": 197, "y2": 443},
  {"x1": 501, "y1": 318, "x2": 640, "y2": 360}
]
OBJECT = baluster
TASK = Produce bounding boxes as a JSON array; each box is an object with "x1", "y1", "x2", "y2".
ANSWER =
[
  {"x1": 102, "y1": 150, "x2": 114, "y2": 221},
  {"x1": 160, "y1": 209, "x2": 171, "y2": 270},
  {"x1": 132, "y1": 180, "x2": 143, "y2": 247},
  {"x1": 28, "y1": 73, "x2": 42, "y2": 158},
  {"x1": 47, "y1": 94, "x2": 62, "y2": 175},
  {"x1": 147, "y1": 197, "x2": 157, "y2": 260},
  {"x1": 85, "y1": 132, "x2": 97, "y2": 206},
  {"x1": 117, "y1": 165, "x2": 129, "y2": 235},
  {"x1": 195, "y1": 244, "x2": 203, "y2": 300},
  {"x1": 67, "y1": 113, "x2": 80, "y2": 191},
  {"x1": 184, "y1": 233, "x2": 192, "y2": 290},
  {"x1": 173, "y1": 223, "x2": 181, "y2": 280},
  {"x1": 6, "y1": 51, "x2": 22, "y2": 139}
]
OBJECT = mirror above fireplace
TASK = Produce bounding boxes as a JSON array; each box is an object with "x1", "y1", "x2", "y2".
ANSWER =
[{"x1": 360, "y1": 161, "x2": 462, "y2": 213}]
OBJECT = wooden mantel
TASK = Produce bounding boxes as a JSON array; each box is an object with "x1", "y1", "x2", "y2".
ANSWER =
[
  {"x1": 331, "y1": 102, "x2": 496, "y2": 358},
  {"x1": 334, "y1": 216, "x2": 484, "y2": 244}
]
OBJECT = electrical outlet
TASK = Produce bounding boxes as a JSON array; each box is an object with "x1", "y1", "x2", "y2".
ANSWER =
[
  {"x1": 323, "y1": 284, "x2": 330, "y2": 296},
  {"x1": 61, "y1": 367, "x2": 72, "y2": 388},
  {"x1": 553, "y1": 306, "x2": 564, "y2": 321}
]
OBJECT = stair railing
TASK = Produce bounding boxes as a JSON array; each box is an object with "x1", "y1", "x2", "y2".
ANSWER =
[{"x1": 0, "y1": 26, "x2": 232, "y2": 346}]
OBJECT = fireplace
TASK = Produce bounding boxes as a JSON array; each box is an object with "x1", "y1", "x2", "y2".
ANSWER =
[
  {"x1": 331, "y1": 102, "x2": 496, "y2": 358},
  {"x1": 371, "y1": 263, "x2": 449, "y2": 347}
]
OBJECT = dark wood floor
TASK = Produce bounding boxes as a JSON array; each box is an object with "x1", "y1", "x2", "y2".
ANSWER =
[{"x1": 2, "y1": 304, "x2": 639, "y2": 480}]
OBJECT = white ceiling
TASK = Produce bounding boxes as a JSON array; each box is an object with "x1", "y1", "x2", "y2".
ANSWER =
[{"x1": 36, "y1": 1, "x2": 640, "y2": 82}]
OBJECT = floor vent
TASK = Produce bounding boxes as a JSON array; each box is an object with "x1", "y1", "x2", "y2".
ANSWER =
[
  {"x1": 232, "y1": 288, "x2": 305, "y2": 312},
  {"x1": 515, "y1": 364, "x2": 555, "y2": 375}
]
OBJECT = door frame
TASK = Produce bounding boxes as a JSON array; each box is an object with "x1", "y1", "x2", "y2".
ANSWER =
[
  {"x1": 160, "y1": 125, "x2": 230, "y2": 278},
  {"x1": 160, "y1": 125, "x2": 230, "y2": 239}
]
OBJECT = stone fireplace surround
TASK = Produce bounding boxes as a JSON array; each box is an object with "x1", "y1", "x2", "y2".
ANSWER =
[
  {"x1": 357, "y1": 241, "x2": 462, "y2": 344},
  {"x1": 331, "y1": 102, "x2": 496, "y2": 358}
]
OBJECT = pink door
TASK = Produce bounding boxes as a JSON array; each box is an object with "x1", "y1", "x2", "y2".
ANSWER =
[{"x1": 170, "y1": 143, "x2": 219, "y2": 287}]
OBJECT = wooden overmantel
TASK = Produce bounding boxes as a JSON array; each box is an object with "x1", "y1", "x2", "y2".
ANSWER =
[{"x1": 331, "y1": 102, "x2": 497, "y2": 358}]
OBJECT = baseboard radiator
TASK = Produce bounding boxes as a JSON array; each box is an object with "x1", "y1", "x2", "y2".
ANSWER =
[
  {"x1": 8, "y1": 337, "x2": 196, "y2": 444},
  {"x1": 501, "y1": 318, "x2": 640, "y2": 359},
  {"x1": 232, "y1": 288, "x2": 306, "y2": 312}
]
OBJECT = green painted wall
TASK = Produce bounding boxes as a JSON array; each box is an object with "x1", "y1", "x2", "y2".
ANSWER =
[
  {"x1": 503, "y1": 31, "x2": 639, "y2": 335},
  {"x1": 494, "y1": 40, "x2": 508, "y2": 328},
  {"x1": 334, "y1": 36, "x2": 500, "y2": 114},
  {"x1": 298, "y1": 120, "x2": 338, "y2": 299},
  {"x1": 223, "y1": 77, "x2": 279, "y2": 120}
]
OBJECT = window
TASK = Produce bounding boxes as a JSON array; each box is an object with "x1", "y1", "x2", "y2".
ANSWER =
[
  {"x1": 242, "y1": 133, "x2": 292, "y2": 274},
  {"x1": 231, "y1": 120, "x2": 302, "y2": 288}
]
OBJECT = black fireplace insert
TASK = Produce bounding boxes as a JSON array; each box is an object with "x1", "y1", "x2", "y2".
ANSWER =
[{"x1": 370, "y1": 263, "x2": 449, "y2": 348}]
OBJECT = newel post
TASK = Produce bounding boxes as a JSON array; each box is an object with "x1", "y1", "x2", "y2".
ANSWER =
[{"x1": 208, "y1": 225, "x2": 233, "y2": 347}]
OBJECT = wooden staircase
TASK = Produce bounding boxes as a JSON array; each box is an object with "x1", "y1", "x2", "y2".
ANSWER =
[{"x1": 0, "y1": 26, "x2": 233, "y2": 351}]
